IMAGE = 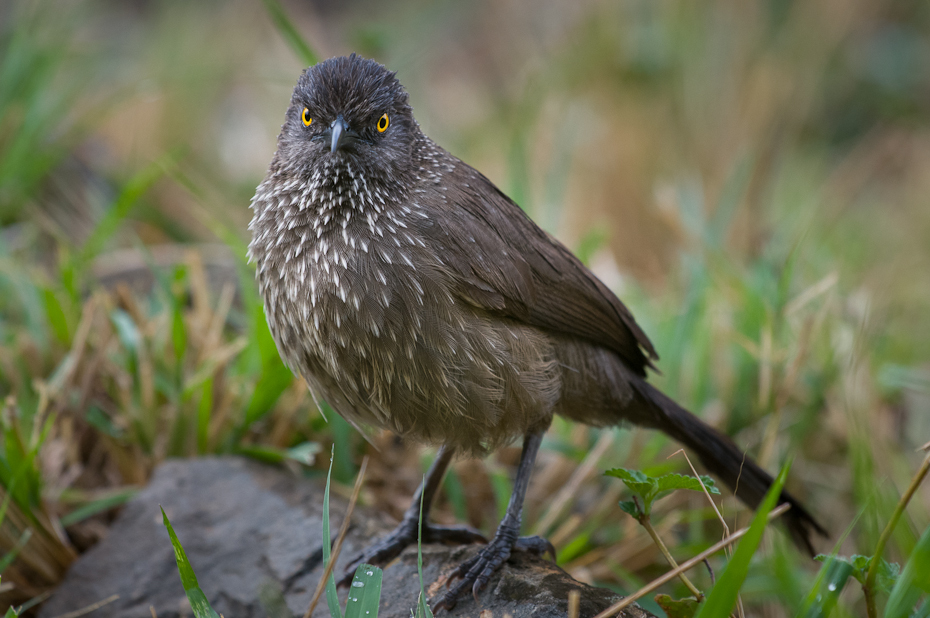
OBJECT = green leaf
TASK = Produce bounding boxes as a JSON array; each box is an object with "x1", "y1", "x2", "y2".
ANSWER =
[
  {"x1": 618, "y1": 499, "x2": 642, "y2": 518},
  {"x1": 344, "y1": 563, "x2": 383, "y2": 618},
  {"x1": 885, "y1": 523, "x2": 930, "y2": 618},
  {"x1": 322, "y1": 446, "x2": 342, "y2": 618},
  {"x1": 655, "y1": 594, "x2": 701, "y2": 618},
  {"x1": 694, "y1": 461, "x2": 790, "y2": 618},
  {"x1": 654, "y1": 473, "x2": 720, "y2": 496},
  {"x1": 605, "y1": 468, "x2": 659, "y2": 502},
  {"x1": 814, "y1": 553, "x2": 899, "y2": 592},
  {"x1": 160, "y1": 507, "x2": 221, "y2": 618}
]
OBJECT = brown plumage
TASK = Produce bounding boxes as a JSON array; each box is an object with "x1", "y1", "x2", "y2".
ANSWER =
[{"x1": 248, "y1": 54, "x2": 825, "y2": 610}]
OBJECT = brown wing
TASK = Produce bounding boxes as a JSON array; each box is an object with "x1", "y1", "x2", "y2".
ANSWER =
[{"x1": 413, "y1": 153, "x2": 658, "y2": 377}]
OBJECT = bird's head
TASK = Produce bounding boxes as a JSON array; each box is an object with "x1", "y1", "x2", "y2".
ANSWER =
[{"x1": 275, "y1": 54, "x2": 418, "y2": 187}]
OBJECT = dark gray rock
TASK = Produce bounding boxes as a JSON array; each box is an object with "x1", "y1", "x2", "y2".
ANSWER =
[{"x1": 39, "y1": 457, "x2": 652, "y2": 618}]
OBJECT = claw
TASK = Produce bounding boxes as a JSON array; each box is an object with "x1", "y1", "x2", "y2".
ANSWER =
[
  {"x1": 338, "y1": 521, "x2": 486, "y2": 587},
  {"x1": 429, "y1": 534, "x2": 556, "y2": 612}
]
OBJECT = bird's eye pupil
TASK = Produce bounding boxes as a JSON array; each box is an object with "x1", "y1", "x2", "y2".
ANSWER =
[
  {"x1": 302, "y1": 108, "x2": 312, "y2": 126},
  {"x1": 377, "y1": 113, "x2": 389, "y2": 132}
]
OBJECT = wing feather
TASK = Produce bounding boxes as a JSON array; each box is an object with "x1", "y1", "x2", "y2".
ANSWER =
[{"x1": 412, "y1": 155, "x2": 658, "y2": 377}]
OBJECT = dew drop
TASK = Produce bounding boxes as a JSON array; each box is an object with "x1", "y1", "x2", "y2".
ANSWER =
[
  {"x1": 352, "y1": 581, "x2": 365, "y2": 588},
  {"x1": 827, "y1": 583, "x2": 837, "y2": 591}
]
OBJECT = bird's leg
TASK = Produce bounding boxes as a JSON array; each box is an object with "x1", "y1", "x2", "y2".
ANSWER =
[
  {"x1": 338, "y1": 445, "x2": 486, "y2": 586},
  {"x1": 432, "y1": 431, "x2": 554, "y2": 611}
]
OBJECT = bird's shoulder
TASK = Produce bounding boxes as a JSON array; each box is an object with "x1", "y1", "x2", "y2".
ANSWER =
[{"x1": 407, "y1": 137, "x2": 658, "y2": 377}]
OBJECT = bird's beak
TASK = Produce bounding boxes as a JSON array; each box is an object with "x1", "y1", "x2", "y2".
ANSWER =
[{"x1": 328, "y1": 115, "x2": 359, "y2": 153}]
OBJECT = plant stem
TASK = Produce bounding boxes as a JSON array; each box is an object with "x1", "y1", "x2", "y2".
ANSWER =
[
  {"x1": 593, "y1": 503, "x2": 791, "y2": 618},
  {"x1": 639, "y1": 514, "x2": 703, "y2": 600},
  {"x1": 863, "y1": 448, "x2": 930, "y2": 618}
]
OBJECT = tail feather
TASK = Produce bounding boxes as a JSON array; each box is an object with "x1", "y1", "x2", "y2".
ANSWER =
[{"x1": 632, "y1": 379, "x2": 827, "y2": 554}]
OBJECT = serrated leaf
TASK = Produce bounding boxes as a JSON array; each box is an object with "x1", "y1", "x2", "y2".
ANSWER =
[
  {"x1": 655, "y1": 594, "x2": 701, "y2": 618},
  {"x1": 814, "y1": 554, "x2": 899, "y2": 591},
  {"x1": 344, "y1": 563, "x2": 382, "y2": 618},
  {"x1": 605, "y1": 467, "x2": 658, "y2": 501},
  {"x1": 655, "y1": 473, "x2": 721, "y2": 496}
]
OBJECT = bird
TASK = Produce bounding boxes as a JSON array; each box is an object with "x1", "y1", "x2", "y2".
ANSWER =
[{"x1": 247, "y1": 53, "x2": 825, "y2": 610}]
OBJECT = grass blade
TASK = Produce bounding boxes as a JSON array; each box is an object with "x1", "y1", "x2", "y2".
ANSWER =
[
  {"x1": 695, "y1": 461, "x2": 790, "y2": 618},
  {"x1": 161, "y1": 506, "x2": 221, "y2": 618},
  {"x1": 260, "y1": 0, "x2": 319, "y2": 66},
  {"x1": 884, "y1": 523, "x2": 930, "y2": 618},
  {"x1": 798, "y1": 556, "x2": 854, "y2": 618},
  {"x1": 58, "y1": 487, "x2": 138, "y2": 527},
  {"x1": 414, "y1": 475, "x2": 433, "y2": 618},
  {"x1": 322, "y1": 446, "x2": 342, "y2": 618},
  {"x1": 78, "y1": 150, "x2": 180, "y2": 266},
  {"x1": 343, "y1": 564, "x2": 382, "y2": 618}
]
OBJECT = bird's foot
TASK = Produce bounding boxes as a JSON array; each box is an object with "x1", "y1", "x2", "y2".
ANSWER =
[
  {"x1": 431, "y1": 534, "x2": 554, "y2": 611},
  {"x1": 338, "y1": 519, "x2": 486, "y2": 587}
]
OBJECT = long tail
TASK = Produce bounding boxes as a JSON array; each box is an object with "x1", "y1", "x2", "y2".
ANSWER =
[{"x1": 631, "y1": 379, "x2": 827, "y2": 554}]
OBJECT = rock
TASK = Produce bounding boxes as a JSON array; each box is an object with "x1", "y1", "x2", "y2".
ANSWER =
[{"x1": 38, "y1": 457, "x2": 652, "y2": 618}]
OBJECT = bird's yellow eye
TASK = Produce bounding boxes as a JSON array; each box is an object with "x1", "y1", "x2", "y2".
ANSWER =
[
  {"x1": 377, "y1": 113, "x2": 389, "y2": 133},
  {"x1": 301, "y1": 108, "x2": 312, "y2": 126}
]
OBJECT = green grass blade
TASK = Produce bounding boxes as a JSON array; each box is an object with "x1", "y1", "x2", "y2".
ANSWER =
[
  {"x1": 344, "y1": 563, "x2": 382, "y2": 618},
  {"x1": 0, "y1": 529, "x2": 32, "y2": 574},
  {"x1": 160, "y1": 506, "x2": 221, "y2": 618},
  {"x1": 40, "y1": 287, "x2": 71, "y2": 345},
  {"x1": 798, "y1": 557, "x2": 854, "y2": 618},
  {"x1": 78, "y1": 150, "x2": 181, "y2": 266},
  {"x1": 322, "y1": 446, "x2": 342, "y2": 618},
  {"x1": 197, "y1": 379, "x2": 213, "y2": 454},
  {"x1": 414, "y1": 475, "x2": 433, "y2": 618},
  {"x1": 695, "y1": 462, "x2": 790, "y2": 618},
  {"x1": 884, "y1": 523, "x2": 930, "y2": 618},
  {"x1": 260, "y1": 0, "x2": 319, "y2": 66},
  {"x1": 59, "y1": 487, "x2": 138, "y2": 527}
]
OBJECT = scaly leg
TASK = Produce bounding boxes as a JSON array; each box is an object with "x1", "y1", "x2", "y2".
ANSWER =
[
  {"x1": 339, "y1": 445, "x2": 486, "y2": 586},
  {"x1": 432, "y1": 431, "x2": 554, "y2": 611}
]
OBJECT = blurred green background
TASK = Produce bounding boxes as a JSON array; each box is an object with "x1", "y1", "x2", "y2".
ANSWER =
[{"x1": 1, "y1": 0, "x2": 929, "y2": 615}]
